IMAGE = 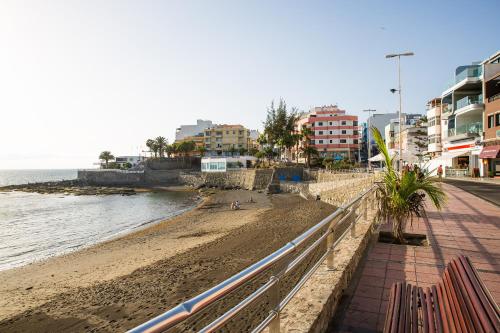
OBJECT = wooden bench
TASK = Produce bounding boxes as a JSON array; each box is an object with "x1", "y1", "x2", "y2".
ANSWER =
[{"x1": 384, "y1": 255, "x2": 500, "y2": 333}]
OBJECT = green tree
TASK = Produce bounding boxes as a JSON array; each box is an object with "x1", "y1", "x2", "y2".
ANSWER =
[
  {"x1": 146, "y1": 139, "x2": 157, "y2": 158},
  {"x1": 99, "y1": 151, "x2": 114, "y2": 169},
  {"x1": 197, "y1": 145, "x2": 207, "y2": 157},
  {"x1": 263, "y1": 99, "x2": 297, "y2": 159},
  {"x1": 238, "y1": 147, "x2": 247, "y2": 156},
  {"x1": 178, "y1": 141, "x2": 196, "y2": 157},
  {"x1": 248, "y1": 147, "x2": 259, "y2": 156},
  {"x1": 371, "y1": 127, "x2": 446, "y2": 243},
  {"x1": 155, "y1": 136, "x2": 167, "y2": 158}
]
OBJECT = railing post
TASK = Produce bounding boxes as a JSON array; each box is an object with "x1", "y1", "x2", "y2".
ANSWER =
[
  {"x1": 350, "y1": 208, "x2": 357, "y2": 237},
  {"x1": 268, "y1": 277, "x2": 281, "y2": 333},
  {"x1": 363, "y1": 196, "x2": 368, "y2": 220},
  {"x1": 326, "y1": 232, "x2": 335, "y2": 269}
]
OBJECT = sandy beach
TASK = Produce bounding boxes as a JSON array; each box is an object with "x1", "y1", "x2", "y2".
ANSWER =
[{"x1": 0, "y1": 189, "x2": 335, "y2": 332}]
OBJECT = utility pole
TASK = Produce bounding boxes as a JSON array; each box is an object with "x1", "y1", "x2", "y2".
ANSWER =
[
  {"x1": 386, "y1": 52, "x2": 414, "y2": 172},
  {"x1": 363, "y1": 109, "x2": 376, "y2": 171}
]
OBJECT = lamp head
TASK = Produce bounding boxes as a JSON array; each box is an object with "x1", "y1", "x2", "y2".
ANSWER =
[{"x1": 390, "y1": 88, "x2": 397, "y2": 94}]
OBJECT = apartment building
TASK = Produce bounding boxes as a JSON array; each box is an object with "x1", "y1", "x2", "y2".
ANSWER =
[
  {"x1": 203, "y1": 124, "x2": 251, "y2": 156},
  {"x1": 426, "y1": 98, "x2": 442, "y2": 158},
  {"x1": 394, "y1": 126, "x2": 428, "y2": 164},
  {"x1": 175, "y1": 119, "x2": 213, "y2": 141},
  {"x1": 480, "y1": 51, "x2": 500, "y2": 177},
  {"x1": 438, "y1": 62, "x2": 484, "y2": 176},
  {"x1": 294, "y1": 105, "x2": 359, "y2": 161}
]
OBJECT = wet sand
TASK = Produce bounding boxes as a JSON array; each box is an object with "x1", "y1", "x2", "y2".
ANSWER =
[{"x1": 0, "y1": 190, "x2": 335, "y2": 332}]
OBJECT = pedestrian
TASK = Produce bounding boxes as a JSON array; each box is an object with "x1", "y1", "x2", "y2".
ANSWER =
[{"x1": 437, "y1": 164, "x2": 443, "y2": 182}]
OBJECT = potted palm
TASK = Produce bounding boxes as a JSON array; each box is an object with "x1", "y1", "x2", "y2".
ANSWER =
[{"x1": 371, "y1": 127, "x2": 446, "y2": 244}]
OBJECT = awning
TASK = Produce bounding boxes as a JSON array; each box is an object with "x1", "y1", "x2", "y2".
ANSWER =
[
  {"x1": 479, "y1": 145, "x2": 500, "y2": 159},
  {"x1": 433, "y1": 150, "x2": 469, "y2": 161}
]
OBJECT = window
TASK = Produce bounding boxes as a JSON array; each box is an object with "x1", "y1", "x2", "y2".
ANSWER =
[
  {"x1": 353, "y1": 121, "x2": 358, "y2": 126},
  {"x1": 341, "y1": 121, "x2": 346, "y2": 125},
  {"x1": 226, "y1": 131, "x2": 229, "y2": 134},
  {"x1": 496, "y1": 113, "x2": 500, "y2": 126},
  {"x1": 318, "y1": 140, "x2": 324, "y2": 144},
  {"x1": 233, "y1": 130, "x2": 236, "y2": 134},
  {"x1": 488, "y1": 115, "x2": 494, "y2": 128},
  {"x1": 341, "y1": 130, "x2": 347, "y2": 134},
  {"x1": 329, "y1": 122, "x2": 333, "y2": 126},
  {"x1": 329, "y1": 140, "x2": 333, "y2": 143},
  {"x1": 340, "y1": 139, "x2": 346, "y2": 143},
  {"x1": 354, "y1": 139, "x2": 358, "y2": 144},
  {"x1": 353, "y1": 130, "x2": 358, "y2": 135},
  {"x1": 318, "y1": 131, "x2": 323, "y2": 135},
  {"x1": 329, "y1": 131, "x2": 333, "y2": 135},
  {"x1": 318, "y1": 122, "x2": 323, "y2": 126}
]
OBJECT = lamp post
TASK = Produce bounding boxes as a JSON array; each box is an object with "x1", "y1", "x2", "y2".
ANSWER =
[
  {"x1": 386, "y1": 52, "x2": 414, "y2": 172},
  {"x1": 363, "y1": 109, "x2": 376, "y2": 171}
]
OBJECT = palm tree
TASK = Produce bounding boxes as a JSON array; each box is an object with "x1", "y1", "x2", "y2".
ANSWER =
[
  {"x1": 99, "y1": 151, "x2": 114, "y2": 169},
  {"x1": 301, "y1": 146, "x2": 318, "y2": 167},
  {"x1": 155, "y1": 136, "x2": 167, "y2": 158},
  {"x1": 165, "y1": 144, "x2": 174, "y2": 158},
  {"x1": 371, "y1": 127, "x2": 446, "y2": 243},
  {"x1": 146, "y1": 139, "x2": 156, "y2": 158}
]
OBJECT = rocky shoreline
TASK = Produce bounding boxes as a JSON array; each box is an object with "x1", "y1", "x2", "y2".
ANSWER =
[{"x1": 0, "y1": 180, "x2": 138, "y2": 196}]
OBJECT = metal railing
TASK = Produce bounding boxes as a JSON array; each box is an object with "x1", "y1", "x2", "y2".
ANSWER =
[{"x1": 129, "y1": 186, "x2": 376, "y2": 333}]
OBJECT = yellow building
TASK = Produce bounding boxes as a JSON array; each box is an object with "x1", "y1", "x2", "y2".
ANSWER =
[{"x1": 204, "y1": 124, "x2": 251, "y2": 156}]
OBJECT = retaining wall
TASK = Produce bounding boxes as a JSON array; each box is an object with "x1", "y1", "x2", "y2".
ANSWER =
[{"x1": 77, "y1": 170, "x2": 145, "y2": 186}]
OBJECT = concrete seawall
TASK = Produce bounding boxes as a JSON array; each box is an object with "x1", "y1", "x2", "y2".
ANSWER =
[{"x1": 78, "y1": 168, "x2": 274, "y2": 190}]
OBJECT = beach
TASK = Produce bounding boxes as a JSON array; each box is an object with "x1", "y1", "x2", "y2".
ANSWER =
[{"x1": 0, "y1": 189, "x2": 335, "y2": 332}]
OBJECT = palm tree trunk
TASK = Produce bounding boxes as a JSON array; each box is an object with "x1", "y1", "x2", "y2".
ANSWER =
[{"x1": 393, "y1": 217, "x2": 406, "y2": 244}]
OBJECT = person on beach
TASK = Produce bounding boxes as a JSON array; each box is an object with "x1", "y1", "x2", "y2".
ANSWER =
[{"x1": 437, "y1": 164, "x2": 443, "y2": 182}]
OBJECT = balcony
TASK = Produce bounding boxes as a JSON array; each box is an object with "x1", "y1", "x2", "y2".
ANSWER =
[
  {"x1": 455, "y1": 66, "x2": 482, "y2": 83},
  {"x1": 443, "y1": 65, "x2": 483, "y2": 95},
  {"x1": 456, "y1": 94, "x2": 483, "y2": 110},
  {"x1": 448, "y1": 121, "x2": 482, "y2": 138}
]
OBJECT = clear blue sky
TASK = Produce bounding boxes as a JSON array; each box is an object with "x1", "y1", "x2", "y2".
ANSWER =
[{"x1": 1, "y1": 0, "x2": 498, "y2": 168}]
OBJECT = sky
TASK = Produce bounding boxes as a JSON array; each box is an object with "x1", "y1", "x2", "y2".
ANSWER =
[{"x1": 0, "y1": 0, "x2": 498, "y2": 169}]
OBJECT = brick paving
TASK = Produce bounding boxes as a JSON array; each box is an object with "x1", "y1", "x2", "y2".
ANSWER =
[{"x1": 329, "y1": 183, "x2": 500, "y2": 332}]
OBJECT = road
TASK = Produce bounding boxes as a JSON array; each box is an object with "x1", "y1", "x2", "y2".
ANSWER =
[{"x1": 444, "y1": 178, "x2": 500, "y2": 207}]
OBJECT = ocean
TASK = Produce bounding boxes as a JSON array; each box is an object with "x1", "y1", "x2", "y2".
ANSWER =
[{"x1": 0, "y1": 169, "x2": 198, "y2": 271}]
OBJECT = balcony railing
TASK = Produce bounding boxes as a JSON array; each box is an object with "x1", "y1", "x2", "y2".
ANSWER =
[
  {"x1": 442, "y1": 104, "x2": 452, "y2": 114},
  {"x1": 455, "y1": 66, "x2": 482, "y2": 83},
  {"x1": 455, "y1": 94, "x2": 483, "y2": 110},
  {"x1": 448, "y1": 121, "x2": 482, "y2": 137},
  {"x1": 445, "y1": 66, "x2": 483, "y2": 89}
]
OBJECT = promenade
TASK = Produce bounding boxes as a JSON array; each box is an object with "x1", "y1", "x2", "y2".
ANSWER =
[{"x1": 330, "y1": 183, "x2": 500, "y2": 332}]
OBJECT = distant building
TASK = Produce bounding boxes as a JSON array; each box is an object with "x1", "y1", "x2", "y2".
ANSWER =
[
  {"x1": 480, "y1": 51, "x2": 500, "y2": 177},
  {"x1": 426, "y1": 98, "x2": 443, "y2": 158},
  {"x1": 294, "y1": 105, "x2": 359, "y2": 161},
  {"x1": 394, "y1": 126, "x2": 428, "y2": 163},
  {"x1": 201, "y1": 156, "x2": 257, "y2": 172},
  {"x1": 114, "y1": 156, "x2": 144, "y2": 168},
  {"x1": 175, "y1": 119, "x2": 213, "y2": 141},
  {"x1": 203, "y1": 124, "x2": 251, "y2": 156}
]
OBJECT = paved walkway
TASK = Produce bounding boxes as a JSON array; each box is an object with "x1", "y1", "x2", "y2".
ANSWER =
[{"x1": 329, "y1": 184, "x2": 500, "y2": 332}]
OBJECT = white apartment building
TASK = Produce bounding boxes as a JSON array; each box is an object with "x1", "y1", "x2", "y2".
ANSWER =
[
  {"x1": 175, "y1": 119, "x2": 214, "y2": 141},
  {"x1": 426, "y1": 98, "x2": 442, "y2": 158}
]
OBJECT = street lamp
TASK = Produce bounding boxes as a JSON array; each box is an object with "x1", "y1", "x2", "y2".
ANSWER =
[
  {"x1": 386, "y1": 51, "x2": 414, "y2": 172},
  {"x1": 363, "y1": 109, "x2": 376, "y2": 171}
]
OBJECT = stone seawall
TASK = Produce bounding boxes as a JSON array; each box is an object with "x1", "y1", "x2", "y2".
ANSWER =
[
  {"x1": 77, "y1": 170, "x2": 144, "y2": 186},
  {"x1": 203, "y1": 169, "x2": 273, "y2": 190},
  {"x1": 78, "y1": 169, "x2": 274, "y2": 190}
]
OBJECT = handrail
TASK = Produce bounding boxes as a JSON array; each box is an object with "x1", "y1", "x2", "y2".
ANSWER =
[{"x1": 129, "y1": 185, "x2": 376, "y2": 333}]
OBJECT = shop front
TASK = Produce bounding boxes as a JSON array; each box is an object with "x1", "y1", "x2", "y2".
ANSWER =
[{"x1": 479, "y1": 145, "x2": 500, "y2": 177}]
